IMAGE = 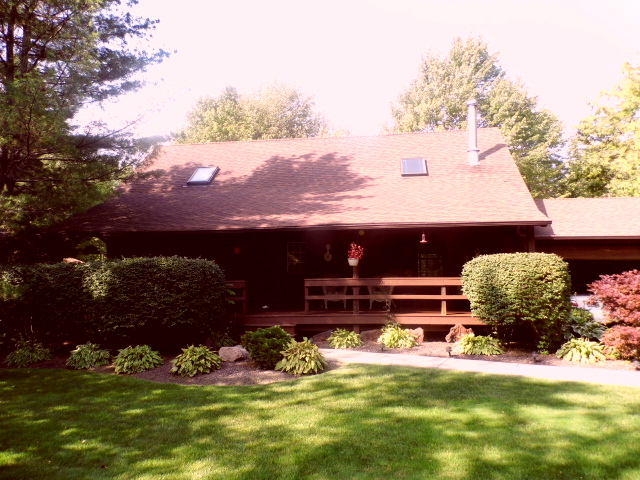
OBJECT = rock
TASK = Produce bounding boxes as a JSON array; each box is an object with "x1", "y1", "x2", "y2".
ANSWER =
[
  {"x1": 408, "y1": 327, "x2": 424, "y2": 343},
  {"x1": 63, "y1": 257, "x2": 84, "y2": 263},
  {"x1": 360, "y1": 329, "x2": 382, "y2": 342},
  {"x1": 445, "y1": 324, "x2": 473, "y2": 343},
  {"x1": 219, "y1": 346, "x2": 250, "y2": 362}
]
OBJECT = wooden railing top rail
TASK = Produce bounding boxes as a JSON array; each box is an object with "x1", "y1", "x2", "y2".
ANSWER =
[{"x1": 304, "y1": 277, "x2": 463, "y2": 287}]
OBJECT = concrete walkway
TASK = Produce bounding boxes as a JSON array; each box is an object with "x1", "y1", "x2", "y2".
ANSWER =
[{"x1": 319, "y1": 349, "x2": 640, "y2": 388}]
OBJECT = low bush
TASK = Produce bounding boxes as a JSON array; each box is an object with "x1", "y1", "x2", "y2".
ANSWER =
[
  {"x1": 170, "y1": 345, "x2": 222, "y2": 377},
  {"x1": 458, "y1": 334, "x2": 504, "y2": 356},
  {"x1": 4, "y1": 339, "x2": 52, "y2": 367},
  {"x1": 66, "y1": 342, "x2": 111, "y2": 370},
  {"x1": 461, "y1": 253, "x2": 571, "y2": 348},
  {"x1": 241, "y1": 326, "x2": 293, "y2": 369},
  {"x1": 564, "y1": 308, "x2": 606, "y2": 341},
  {"x1": 601, "y1": 326, "x2": 640, "y2": 360},
  {"x1": 276, "y1": 338, "x2": 327, "y2": 375},
  {"x1": 113, "y1": 345, "x2": 163, "y2": 374},
  {"x1": 588, "y1": 269, "x2": 640, "y2": 326},
  {"x1": 377, "y1": 323, "x2": 417, "y2": 349},
  {"x1": 327, "y1": 329, "x2": 363, "y2": 349},
  {"x1": 556, "y1": 338, "x2": 606, "y2": 364}
]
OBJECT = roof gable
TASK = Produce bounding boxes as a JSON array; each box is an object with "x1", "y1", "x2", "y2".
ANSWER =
[{"x1": 66, "y1": 129, "x2": 550, "y2": 233}]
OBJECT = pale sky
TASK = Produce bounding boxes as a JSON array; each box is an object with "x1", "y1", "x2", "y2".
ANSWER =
[{"x1": 98, "y1": 0, "x2": 640, "y2": 138}]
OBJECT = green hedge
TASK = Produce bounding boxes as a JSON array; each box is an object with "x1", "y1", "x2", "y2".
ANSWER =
[
  {"x1": 461, "y1": 253, "x2": 571, "y2": 348},
  {"x1": 0, "y1": 257, "x2": 230, "y2": 347}
]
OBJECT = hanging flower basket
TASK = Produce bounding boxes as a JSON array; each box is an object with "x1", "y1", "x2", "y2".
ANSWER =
[{"x1": 347, "y1": 243, "x2": 364, "y2": 266}]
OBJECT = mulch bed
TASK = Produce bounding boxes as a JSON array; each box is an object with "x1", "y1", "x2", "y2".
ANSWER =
[{"x1": 1, "y1": 328, "x2": 635, "y2": 386}]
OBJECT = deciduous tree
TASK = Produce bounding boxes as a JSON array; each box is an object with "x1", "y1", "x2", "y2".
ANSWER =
[
  {"x1": 564, "y1": 62, "x2": 640, "y2": 197},
  {"x1": 390, "y1": 37, "x2": 565, "y2": 198},
  {"x1": 175, "y1": 83, "x2": 332, "y2": 143},
  {"x1": 0, "y1": 0, "x2": 168, "y2": 233}
]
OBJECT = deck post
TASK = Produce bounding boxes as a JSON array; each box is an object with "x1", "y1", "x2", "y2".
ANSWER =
[
  {"x1": 352, "y1": 265, "x2": 359, "y2": 314},
  {"x1": 441, "y1": 286, "x2": 447, "y2": 315},
  {"x1": 304, "y1": 285, "x2": 309, "y2": 314}
]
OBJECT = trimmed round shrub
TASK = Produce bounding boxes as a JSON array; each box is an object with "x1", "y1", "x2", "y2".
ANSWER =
[
  {"x1": 113, "y1": 345, "x2": 163, "y2": 374},
  {"x1": 462, "y1": 253, "x2": 571, "y2": 348},
  {"x1": 4, "y1": 339, "x2": 51, "y2": 368},
  {"x1": 66, "y1": 342, "x2": 111, "y2": 370},
  {"x1": 458, "y1": 334, "x2": 504, "y2": 355},
  {"x1": 556, "y1": 338, "x2": 606, "y2": 363},
  {"x1": 170, "y1": 345, "x2": 222, "y2": 377},
  {"x1": 377, "y1": 323, "x2": 417, "y2": 349},
  {"x1": 276, "y1": 338, "x2": 327, "y2": 375},
  {"x1": 327, "y1": 329, "x2": 363, "y2": 349},
  {"x1": 601, "y1": 326, "x2": 640, "y2": 360},
  {"x1": 241, "y1": 326, "x2": 293, "y2": 369}
]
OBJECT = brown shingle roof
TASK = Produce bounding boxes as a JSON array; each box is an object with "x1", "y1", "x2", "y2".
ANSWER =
[
  {"x1": 66, "y1": 128, "x2": 550, "y2": 233},
  {"x1": 535, "y1": 198, "x2": 640, "y2": 239}
]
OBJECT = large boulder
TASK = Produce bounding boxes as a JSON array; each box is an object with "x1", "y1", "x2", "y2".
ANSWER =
[
  {"x1": 219, "y1": 346, "x2": 250, "y2": 362},
  {"x1": 408, "y1": 327, "x2": 424, "y2": 343},
  {"x1": 446, "y1": 324, "x2": 473, "y2": 343}
]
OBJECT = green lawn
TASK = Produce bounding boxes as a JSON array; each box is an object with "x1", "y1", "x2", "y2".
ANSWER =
[{"x1": 1, "y1": 365, "x2": 639, "y2": 480}]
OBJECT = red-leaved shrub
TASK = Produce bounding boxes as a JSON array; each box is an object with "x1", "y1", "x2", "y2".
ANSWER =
[
  {"x1": 601, "y1": 326, "x2": 640, "y2": 360},
  {"x1": 588, "y1": 269, "x2": 640, "y2": 326}
]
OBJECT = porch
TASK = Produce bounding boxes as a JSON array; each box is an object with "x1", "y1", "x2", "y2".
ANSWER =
[{"x1": 234, "y1": 277, "x2": 485, "y2": 335}]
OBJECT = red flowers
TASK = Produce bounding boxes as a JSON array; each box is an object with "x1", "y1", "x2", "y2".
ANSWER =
[{"x1": 347, "y1": 243, "x2": 364, "y2": 260}]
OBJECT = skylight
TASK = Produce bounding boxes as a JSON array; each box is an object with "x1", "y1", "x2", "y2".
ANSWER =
[
  {"x1": 401, "y1": 158, "x2": 428, "y2": 176},
  {"x1": 186, "y1": 166, "x2": 219, "y2": 186}
]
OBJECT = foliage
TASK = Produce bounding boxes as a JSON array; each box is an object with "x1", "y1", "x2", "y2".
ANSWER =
[
  {"x1": 458, "y1": 334, "x2": 504, "y2": 355},
  {"x1": 66, "y1": 342, "x2": 111, "y2": 370},
  {"x1": 241, "y1": 326, "x2": 293, "y2": 369},
  {"x1": 4, "y1": 338, "x2": 51, "y2": 367},
  {"x1": 75, "y1": 237, "x2": 107, "y2": 262},
  {"x1": 563, "y1": 308, "x2": 606, "y2": 341},
  {"x1": 461, "y1": 253, "x2": 572, "y2": 348},
  {"x1": 113, "y1": 345, "x2": 163, "y2": 374},
  {"x1": 601, "y1": 326, "x2": 640, "y2": 360},
  {"x1": 175, "y1": 83, "x2": 331, "y2": 143},
  {"x1": 564, "y1": 62, "x2": 640, "y2": 197},
  {"x1": 327, "y1": 329, "x2": 363, "y2": 349},
  {"x1": 347, "y1": 242, "x2": 364, "y2": 260},
  {"x1": 275, "y1": 338, "x2": 327, "y2": 375},
  {"x1": 0, "y1": 257, "x2": 231, "y2": 345},
  {"x1": 209, "y1": 330, "x2": 237, "y2": 349},
  {"x1": 0, "y1": 0, "x2": 169, "y2": 234},
  {"x1": 389, "y1": 36, "x2": 565, "y2": 198},
  {"x1": 170, "y1": 345, "x2": 222, "y2": 377},
  {"x1": 556, "y1": 338, "x2": 606, "y2": 364},
  {"x1": 377, "y1": 322, "x2": 418, "y2": 349},
  {"x1": 588, "y1": 269, "x2": 640, "y2": 326}
]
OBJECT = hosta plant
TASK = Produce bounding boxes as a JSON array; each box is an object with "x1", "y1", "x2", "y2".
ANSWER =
[
  {"x1": 276, "y1": 338, "x2": 327, "y2": 375},
  {"x1": 458, "y1": 334, "x2": 504, "y2": 356},
  {"x1": 113, "y1": 345, "x2": 164, "y2": 374},
  {"x1": 328, "y1": 329, "x2": 363, "y2": 349},
  {"x1": 564, "y1": 308, "x2": 606, "y2": 341},
  {"x1": 377, "y1": 323, "x2": 418, "y2": 349},
  {"x1": 170, "y1": 345, "x2": 222, "y2": 377},
  {"x1": 66, "y1": 342, "x2": 111, "y2": 370},
  {"x1": 4, "y1": 339, "x2": 52, "y2": 368},
  {"x1": 556, "y1": 338, "x2": 606, "y2": 364}
]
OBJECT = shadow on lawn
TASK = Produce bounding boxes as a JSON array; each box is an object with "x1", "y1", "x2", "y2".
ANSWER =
[{"x1": 1, "y1": 366, "x2": 639, "y2": 480}]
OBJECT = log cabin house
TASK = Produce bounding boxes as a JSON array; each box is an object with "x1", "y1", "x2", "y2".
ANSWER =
[{"x1": 62, "y1": 105, "x2": 640, "y2": 335}]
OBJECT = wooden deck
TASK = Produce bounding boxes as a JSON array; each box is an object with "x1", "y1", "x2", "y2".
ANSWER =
[{"x1": 237, "y1": 277, "x2": 484, "y2": 333}]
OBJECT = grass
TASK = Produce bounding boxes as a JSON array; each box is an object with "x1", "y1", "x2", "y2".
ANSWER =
[{"x1": 1, "y1": 365, "x2": 639, "y2": 480}]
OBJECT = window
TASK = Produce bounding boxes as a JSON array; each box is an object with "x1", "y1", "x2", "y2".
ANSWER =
[
  {"x1": 186, "y1": 166, "x2": 219, "y2": 186},
  {"x1": 401, "y1": 157, "x2": 428, "y2": 176}
]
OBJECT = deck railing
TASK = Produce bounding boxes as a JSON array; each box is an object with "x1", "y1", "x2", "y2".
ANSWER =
[{"x1": 304, "y1": 277, "x2": 468, "y2": 315}]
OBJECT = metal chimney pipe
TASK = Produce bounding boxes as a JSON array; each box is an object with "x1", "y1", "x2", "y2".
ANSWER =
[{"x1": 467, "y1": 99, "x2": 480, "y2": 166}]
